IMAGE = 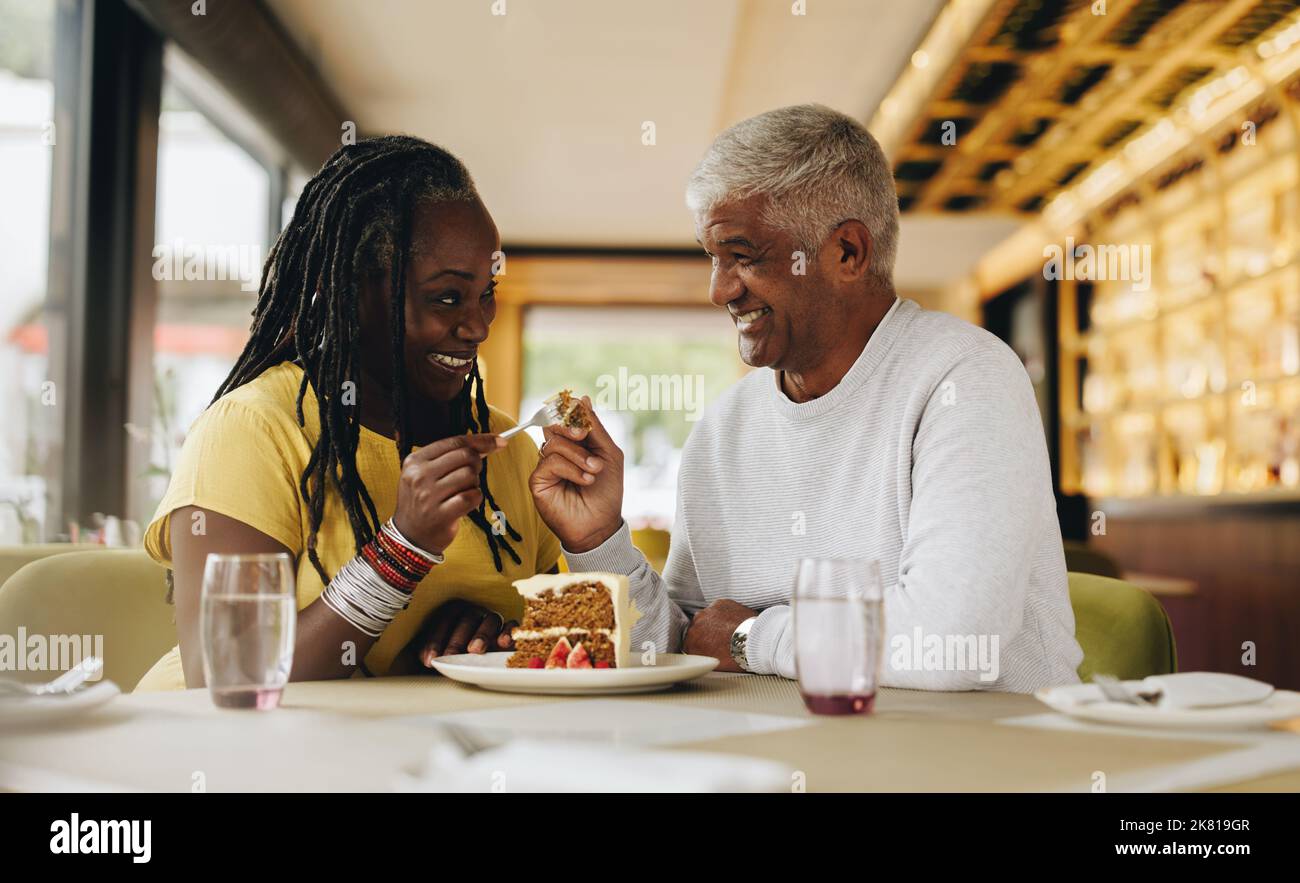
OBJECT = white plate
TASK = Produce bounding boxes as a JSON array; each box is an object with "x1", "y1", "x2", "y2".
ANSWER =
[
  {"x1": 430, "y1": 652, "x2": 718, "y2": 695},
  {"x1": 0, "y1": 680, "x2": 121, "y2": 728},
  {"x1": 1036, "y1": 682, "x2": 1300, "y2": 730}
]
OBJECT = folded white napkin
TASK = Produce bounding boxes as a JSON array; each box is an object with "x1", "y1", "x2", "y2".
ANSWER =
[
  {"x1": 1142, "y1": 673, "x2": 1273, "y2": 709},
  {"x1": 394, "y1": 739, "x2": 793, "y2": 793}
]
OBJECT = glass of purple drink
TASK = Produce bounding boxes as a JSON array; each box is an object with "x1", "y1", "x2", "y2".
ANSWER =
[{"x1": 793, "y1": 558, "x2": 884, "y2": 715}]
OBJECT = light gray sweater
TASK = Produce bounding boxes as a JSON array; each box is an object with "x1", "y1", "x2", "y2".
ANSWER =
[{"x1": 564, "y1": 298, "x2": 1083, "y2": 692}]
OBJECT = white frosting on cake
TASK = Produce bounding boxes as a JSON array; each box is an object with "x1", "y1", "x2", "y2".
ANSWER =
[
  {"x1": 511, "y1": 572, "x2": 642, "y2": 667},
  {"x1": 511, "y1": 627, "x2": 614, "y2": 640}
]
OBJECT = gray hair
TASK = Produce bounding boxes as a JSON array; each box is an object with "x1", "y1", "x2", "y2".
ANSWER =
[{"x1": 686, "y1": 104, "x2": 899, "y2": 286}]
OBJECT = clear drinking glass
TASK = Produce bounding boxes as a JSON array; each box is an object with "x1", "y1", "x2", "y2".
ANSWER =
[
  {"x1": 200, "y1": 552, "x2": 296, "y2": 710},
  {"x1": 793, "y1": 558, "x2": 885, "y2": 715}
]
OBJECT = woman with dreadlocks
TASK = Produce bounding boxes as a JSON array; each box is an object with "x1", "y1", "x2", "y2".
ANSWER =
[{"x1": 135, "y1": 136, "x2": 578, "y2": 690}]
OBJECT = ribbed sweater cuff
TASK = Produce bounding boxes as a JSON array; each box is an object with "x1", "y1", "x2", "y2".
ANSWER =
[
  {"x1": 744, "y1": 605, "x2": 790, "y2": 676},
  {"x1": 561, "y1": 521, "x2": 645, "y2": 575}
]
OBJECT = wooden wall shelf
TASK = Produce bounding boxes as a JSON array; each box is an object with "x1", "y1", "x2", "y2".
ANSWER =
[{"x1": 1055, "y1": 63, "x2": 1300, "y2": 504}]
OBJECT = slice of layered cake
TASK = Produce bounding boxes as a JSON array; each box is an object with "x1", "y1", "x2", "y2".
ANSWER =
[{"x1": 507, "y1": 572, "x2": 641, "y2": 669}]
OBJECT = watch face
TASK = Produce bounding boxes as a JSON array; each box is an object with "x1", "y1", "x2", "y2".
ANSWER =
[{"x1": 730, "y1": 624, "x2": 749, "y2": 668}]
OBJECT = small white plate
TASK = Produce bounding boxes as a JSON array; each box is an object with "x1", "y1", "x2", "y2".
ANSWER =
[
  {"x1": 430, "y1": 652, "x2": 718, "y2": 695},
  {"x1": 1036, "y1": 682, "x2": 1300, "y2": 731},
  {"x1": 0, "y1": 680, "x2": 121, "y2": 728}
]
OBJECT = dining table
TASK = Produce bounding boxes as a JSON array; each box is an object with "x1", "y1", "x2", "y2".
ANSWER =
[{"x1": 2, "y1": 672, "x2": 1299, "y2": 792}]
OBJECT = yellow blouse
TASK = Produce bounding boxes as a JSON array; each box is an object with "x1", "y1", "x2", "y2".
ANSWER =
[{"x1": 136, "y1": 361, "x2": 560, "y2": 690}]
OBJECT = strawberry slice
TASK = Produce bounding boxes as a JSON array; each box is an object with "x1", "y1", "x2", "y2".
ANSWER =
[
  {"x1": 566, "y1": 641, "x2": 592, "y2": 669},
  {"x1": 544, "y1": 637, "x2": 572, "y2": 669}
]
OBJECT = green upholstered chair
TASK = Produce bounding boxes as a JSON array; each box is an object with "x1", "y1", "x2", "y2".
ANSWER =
[
  {"x1": 1069, "y1": 571, "x2": 1177, "y2": 682},
  {"x1": 0, "y1": 550, "x2": 175, "y2": 691},
  {"x1": 1062, "y1": 540, "x2": 1122, "y2": 579},
  {"x1": 0, "y1": 543, "x2": 100, "y2": 591}
]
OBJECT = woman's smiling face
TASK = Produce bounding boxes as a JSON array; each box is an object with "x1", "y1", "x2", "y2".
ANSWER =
[{"x1": 360, "y1": 197, "x2": 501, "y2": 403}]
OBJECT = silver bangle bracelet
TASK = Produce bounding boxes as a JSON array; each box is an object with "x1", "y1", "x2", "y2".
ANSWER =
[{"x1": 320, "y1": 555, "x2": 413, "y2": 637}]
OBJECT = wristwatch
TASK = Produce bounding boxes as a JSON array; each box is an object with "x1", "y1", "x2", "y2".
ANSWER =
[{"x1": 729, "y1": 616, "x2": 758, "y2": 671}]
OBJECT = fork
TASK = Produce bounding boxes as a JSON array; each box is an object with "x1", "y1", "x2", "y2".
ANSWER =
[
  {"x1": 1092, "y1": 672, "x2": 1161, "y2": 705},
  {"x1": 498, "y1": 395, "x2": 573, "y2": 441},
  {"x1": 0, "y1": 656, "x2": 103, "y2": 698}
]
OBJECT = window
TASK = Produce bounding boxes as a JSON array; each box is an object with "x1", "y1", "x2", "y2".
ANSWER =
[
  {"x1": 0, "y1": 0, "x2": 59, "y2": 542},
  {"x1": 1, "y1": 3, "x2": 313, "y2": 541},
  {"x1": 522, "y1": 305, "x2": 746, "y2": 527},
  {"x1": 138, "y1": 56, "x2": 304, "y2": 525}
]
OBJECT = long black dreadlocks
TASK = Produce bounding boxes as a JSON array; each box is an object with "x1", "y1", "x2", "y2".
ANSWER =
[{"x1": 210, "y1": 135, "x2": 522, "y2": 585}]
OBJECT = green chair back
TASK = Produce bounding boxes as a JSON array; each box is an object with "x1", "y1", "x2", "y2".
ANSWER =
[
  {"x1": 0, "y1": 550, "x2": 175, "y2": 691},
  {"x1": 0, "y1": 543, "x2": 100, "y2": 591},
  {"x1": 1069, "y1": 571, "x2": 1177, "y2": 682}
]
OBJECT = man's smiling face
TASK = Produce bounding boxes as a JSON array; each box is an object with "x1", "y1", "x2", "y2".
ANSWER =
[{"x1": 697, "y1": 194, "x2": 837, "y2": 372}]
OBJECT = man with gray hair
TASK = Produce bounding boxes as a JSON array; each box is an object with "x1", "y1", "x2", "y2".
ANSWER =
[{"x1": 530, "y1": 104, "x2": 1083, "y2": 692}]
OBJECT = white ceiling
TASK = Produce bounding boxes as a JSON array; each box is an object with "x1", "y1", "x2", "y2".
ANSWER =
[{"x1": 264, "y1": 0, "x2": 1019, "y2": 291}]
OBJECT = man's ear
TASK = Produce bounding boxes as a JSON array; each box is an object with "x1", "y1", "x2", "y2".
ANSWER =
[{"x1": 824, "y1": 219, "x2": 873, "y2": 282}]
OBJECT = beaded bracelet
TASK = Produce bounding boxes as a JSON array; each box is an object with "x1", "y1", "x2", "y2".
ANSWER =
[
  {"x1": 381, "y1": 518, "x2": 444, "y2": 565},
  {"x1": 361, "y1": 540, "x2": 424, "y2": 593}
]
